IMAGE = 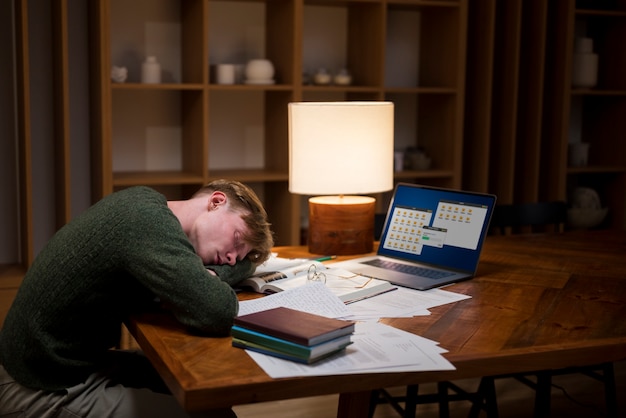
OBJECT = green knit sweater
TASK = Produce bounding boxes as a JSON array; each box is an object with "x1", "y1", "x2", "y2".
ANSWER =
[{"x1": 0, "y1": 186, "x2": 254, "y2": 390}]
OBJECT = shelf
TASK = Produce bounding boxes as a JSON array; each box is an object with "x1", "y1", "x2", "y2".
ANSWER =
[
  {"x1": 387, "y1": 0, "x2": 463, "y2": 8},
  {"x1": 567, "y1": 166, "x2": 626, "y2": 175},
  {"x1": 208, "y1": 169, "x2": 289, "y2": 183},
  {"x1": 0, "y1": 264, "x2": 27, "y2": 289},
  {"x1": 208, "y1": 84, "x2": 294, "y2": 91},
  {"x1": 301, "y1": 85, "x2": 382, "y2": 93},
  {"x1": 91, "y1": 0, "x2": 469, "y2": 246},
  {"x1": 383, "y1": 87, "x2": 459, "y2": 94},
  {"x1": 113, "y1": 171, "x2": 206, "y2": 186},
  {"x1": 576, "y1": 9, "x2": 626, "y2": 17},
  {"x1": 111, "y1": 83, "x2": 205, "y2": 91},
  {"x1": 570, "y1": 89, "x2": 626, "y2": 96},
  {"x1": 393, "y1": 169, "x2": 456, "y2": 180}
]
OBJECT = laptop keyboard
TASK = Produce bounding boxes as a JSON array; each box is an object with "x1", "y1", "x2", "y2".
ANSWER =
[{"x1": 363, "y1": 259, "x2": 455, "y2": 280}]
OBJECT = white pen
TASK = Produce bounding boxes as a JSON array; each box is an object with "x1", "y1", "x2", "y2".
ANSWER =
[{"x1": 343, "y1": 286, "x2": 398, "y2": 305}]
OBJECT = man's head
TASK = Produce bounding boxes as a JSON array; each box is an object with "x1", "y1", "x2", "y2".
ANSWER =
[{"x1": 192, "y1": 179, "x2": 273, "y2": 266}]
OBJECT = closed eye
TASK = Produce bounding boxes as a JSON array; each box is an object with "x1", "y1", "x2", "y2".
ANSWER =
[{"x1": 234, "y1": 232, "x2": 246, "y2": 261}]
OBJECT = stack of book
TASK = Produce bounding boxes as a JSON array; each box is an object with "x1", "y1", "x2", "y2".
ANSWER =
[{"x1": 232, "y1": 306, "x2": 356, "y2": 364}]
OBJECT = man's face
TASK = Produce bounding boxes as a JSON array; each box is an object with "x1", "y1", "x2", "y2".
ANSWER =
[{"x1": 189, "y1": 196, "x2": 251, "y2": 266}]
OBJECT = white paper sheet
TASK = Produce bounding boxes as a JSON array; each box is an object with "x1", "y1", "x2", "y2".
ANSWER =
[
  {"x1": 237, "y1": 282, "x2": 351, "y2": 318},
  {"x1": 343, "y1": 285, "x2": 470, "y2": 321},
  {"x1": 244, "y1": 321, "x2": 455, "y2": 378}
]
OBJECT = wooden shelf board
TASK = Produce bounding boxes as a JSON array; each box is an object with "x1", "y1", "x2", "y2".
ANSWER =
[
  {"x1": 113, "y1": 171, "x2": 205, "y2": 186},
  {"x1": 571, "y1": 89, "x2": 626, "y2": 97},
  {"x1": 301, "y1": 85, "x2": 382, "y2": 93},
  {"x1": 576, "y1": 9, "x2": 626, "y2": 18},
  {"x1": 208, "y1": 84, "x2": 294, "y2": 92},
  {"x1": 384, "y1": 87, "x2": 458, "y2": 94},
  {"x1": 387, "y1": 0, "x2": 462, "y2": 9},
  {"x1": 393, "y1": 169, "x2": 456, "y2": 179},
  {"x1": 567, "y1": 166, "x2": 626, "y2": 175},
  {"x1": 0, "y1": 264, "x2": 27, "y2": 288},
  {"x1": 111, "y1": 83, "x2": 205, "y2": 91},
  {"x1": 208, "y1": 169, "x2": 289, "y2": 183}
]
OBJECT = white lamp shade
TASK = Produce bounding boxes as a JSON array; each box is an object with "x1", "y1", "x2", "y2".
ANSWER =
[{"x1": 289, "y1": 101, "x2": 394, "y2": 195}]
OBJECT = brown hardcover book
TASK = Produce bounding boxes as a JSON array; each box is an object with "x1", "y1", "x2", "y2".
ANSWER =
[{"x1": 233, "y1": 307, "x2": 355, "y2": 346}]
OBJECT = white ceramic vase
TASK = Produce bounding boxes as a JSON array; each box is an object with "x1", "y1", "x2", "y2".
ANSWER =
[
  {"x1": 245, "y1": 59, "x2": 274, "y2": 82},
  {"x1": 141, "y1": 56, "x2": 161, "y2": 84},
  {"x1": 572, "y1": 37, "x2": 598, "y2": 88}
]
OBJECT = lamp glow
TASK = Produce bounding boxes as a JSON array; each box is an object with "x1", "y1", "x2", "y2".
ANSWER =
[{"x1": 289, "y1": 101, "x2": 394, "y2": 255}]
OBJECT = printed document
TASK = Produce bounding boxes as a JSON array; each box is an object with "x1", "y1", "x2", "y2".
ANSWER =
[{"x1": 245, "y1": 321, "x2": 455, "y2": 378}]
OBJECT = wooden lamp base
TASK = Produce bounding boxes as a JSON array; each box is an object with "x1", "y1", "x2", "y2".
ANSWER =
[{"x1": 308, "y1": 195, "x2": 375, "y2": 255}]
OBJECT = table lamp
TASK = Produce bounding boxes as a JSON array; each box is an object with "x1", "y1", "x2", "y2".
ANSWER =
[{"x1": 288, "y1": 101, "x2": 394, "y2": 255}]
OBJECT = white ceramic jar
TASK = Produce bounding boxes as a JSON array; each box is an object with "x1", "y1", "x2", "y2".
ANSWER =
[
  {"x1": 313, "y1": 68, "x2": 331, "y2": 85},
  {"x1": 245, "y1": 59, "x2": 274, "y2": 82},
  {"x1": 141, "y1": 56, "x2": 161, "y2": 84},
  {"x1": 572, "y1": 37, "x2": 598, "y2": 88},
  {"x1": 333, "y1": 69, "x2": 352, "y2": 85}
]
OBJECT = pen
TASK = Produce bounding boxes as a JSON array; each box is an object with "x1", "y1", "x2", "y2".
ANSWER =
[
  {"x1": 313, "y1": 255, "x2": 337, "y2": 262},
  {"x1": 288, "y1": 255, "x2": 337, "y2": 262},
  {"x1": 343, "y1": 286, "x2": 398, "y2": 305}
]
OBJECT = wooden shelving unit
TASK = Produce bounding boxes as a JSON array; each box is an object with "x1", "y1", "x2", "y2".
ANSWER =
[
  {"x1": 546, "y1": 0, "x2": 626, "y2": 229},
  {"x1": 90, "y1": 0, "x2": 469, "y2": 246},
  {"x1": 0, "y1": 0, "x2": 31, "y2": 328},
  {"x1": 4, "y1": 0, "x2": 625, "y2": 325},
  {"x1": 463, "y1": 0, "x2": 626, "y2": 230}
]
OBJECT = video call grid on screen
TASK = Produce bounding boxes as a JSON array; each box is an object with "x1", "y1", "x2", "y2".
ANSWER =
[{"x1": 379, "y1": 185, "x2": 494, "y2": 272}]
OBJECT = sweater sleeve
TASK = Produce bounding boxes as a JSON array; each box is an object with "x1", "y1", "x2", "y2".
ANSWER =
[
  {"x1": 206, "y1": 259, "x2": 255, "y2": 286},
  {"x1": 117, "y1": 190, "x2": 242, "y2": 335}
]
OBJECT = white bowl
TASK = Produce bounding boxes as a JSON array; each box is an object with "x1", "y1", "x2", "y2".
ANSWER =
[{"x1": 567, "y1": 208, "x2": 608, "y2": 229}]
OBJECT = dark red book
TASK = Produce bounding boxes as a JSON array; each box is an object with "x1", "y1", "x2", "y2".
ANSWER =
[{"x1": 233, "y1": 307, "x2": 355, "y2": 346}]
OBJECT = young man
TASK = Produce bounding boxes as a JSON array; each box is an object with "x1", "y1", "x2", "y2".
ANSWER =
[{"x1": 0, "y1": 179, "x2": 273, "y2": 418}]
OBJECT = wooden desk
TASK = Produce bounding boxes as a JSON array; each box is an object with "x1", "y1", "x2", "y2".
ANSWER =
[{"x1": 126, "y1": 230, "x2": 626, "y2": 417}]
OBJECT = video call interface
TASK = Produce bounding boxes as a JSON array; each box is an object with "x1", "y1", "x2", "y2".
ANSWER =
[
  {"x1": 382, "y1": 201, "x2": 488, "y2": 255},
  {"x1": 378, "y1": 185, "x2": 493, "y2": 271}
]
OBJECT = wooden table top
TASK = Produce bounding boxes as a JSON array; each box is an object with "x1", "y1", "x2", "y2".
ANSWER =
[{"x1": 126, "y1": 230, "x2": 626, "y2": 415}]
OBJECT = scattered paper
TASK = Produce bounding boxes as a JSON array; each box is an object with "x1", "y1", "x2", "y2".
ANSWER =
[
  {"x1": 238, "y1": 282, "x2": 351, "y2": 318},
  {"x1": 236, "y1": 257, "x2": 472, "y2": 378},
  {"x1": 245, "y1": 321, "x2": 455, "y2": 378},
  {"x1": 344, "y1": 286, "x2": 470, "y2": 321}
]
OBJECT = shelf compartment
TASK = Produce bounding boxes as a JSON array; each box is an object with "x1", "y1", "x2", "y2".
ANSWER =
[
  {"x1": 208, "y1": 0, "x2": 296, "y2": 86},
  {"x1": 574, "y1": 9, "x2": 626, "y2": 91},
  {"x1": 572, "y1": 95, "x2": 626, "y2": 168},
  {"x1": 303, "y1": 0, "x2": 385, "y2": 88},
  {"x1": 109, "y1": 0, "x2": 206, "y2": 84},
  {"x1": 566, "y1": 170, "x2": 625, "y2": 229},
  {"x1": 386, "y1": 92, "x2": 461, "y2": 177},
  {"x1": 386, "y1": 1, "x2": 464, "y2": 89},
  {"x1": 111, "y1": 89, "x2": 207, "y2": 182}
]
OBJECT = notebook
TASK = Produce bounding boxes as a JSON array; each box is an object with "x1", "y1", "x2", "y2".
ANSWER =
[{"x1": 332, "y1": 183, "x2": 496, "y2": 290}]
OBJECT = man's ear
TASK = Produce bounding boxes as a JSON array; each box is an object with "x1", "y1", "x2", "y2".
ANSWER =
[{"x1": 207, "y1": 191, "x2": 227, "y2": 210}]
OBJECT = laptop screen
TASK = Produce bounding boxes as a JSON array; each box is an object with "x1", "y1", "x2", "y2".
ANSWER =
[{"x1": 378, "y1": 183, "x2": 496, "y2": 273}]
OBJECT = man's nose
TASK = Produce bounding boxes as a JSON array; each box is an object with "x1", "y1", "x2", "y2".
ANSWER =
[{"x1": 225, "y1": 251, "x2": 237, "y2": 265}]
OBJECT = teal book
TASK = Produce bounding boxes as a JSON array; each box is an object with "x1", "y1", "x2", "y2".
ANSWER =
[
  {"x1": 231, "y1": 325, "x2": 352, "y2": 358},
  {"x1": 232, "y1": 336, "x2": 352, "y2": 364},
  {"x1": 233, "y1": 306, "x2": 355, "y2": 346}
]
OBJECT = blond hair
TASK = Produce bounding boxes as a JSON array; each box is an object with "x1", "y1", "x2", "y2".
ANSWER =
[{"x1": 194, "y1": 179, "x2": 273, "y2": 265}]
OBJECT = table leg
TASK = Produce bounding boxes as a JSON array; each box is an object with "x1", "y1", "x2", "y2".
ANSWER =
[{"x1": 337, "y1": 391, "x2": 374, "y2": 418}]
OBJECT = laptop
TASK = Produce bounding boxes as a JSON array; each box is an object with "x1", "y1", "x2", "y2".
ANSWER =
[{"x1": 333, "y1": 183, "x2": 496, "y2": 290}]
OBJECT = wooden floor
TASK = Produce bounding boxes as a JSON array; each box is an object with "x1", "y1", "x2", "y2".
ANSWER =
[{"x1": 233, "y1": 360, "x2": 626, "y2": 417}]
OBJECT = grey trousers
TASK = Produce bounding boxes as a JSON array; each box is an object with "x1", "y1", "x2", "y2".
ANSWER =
[{"x1": 0, "y1": 351, "x2": 236, "y2": 418}]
